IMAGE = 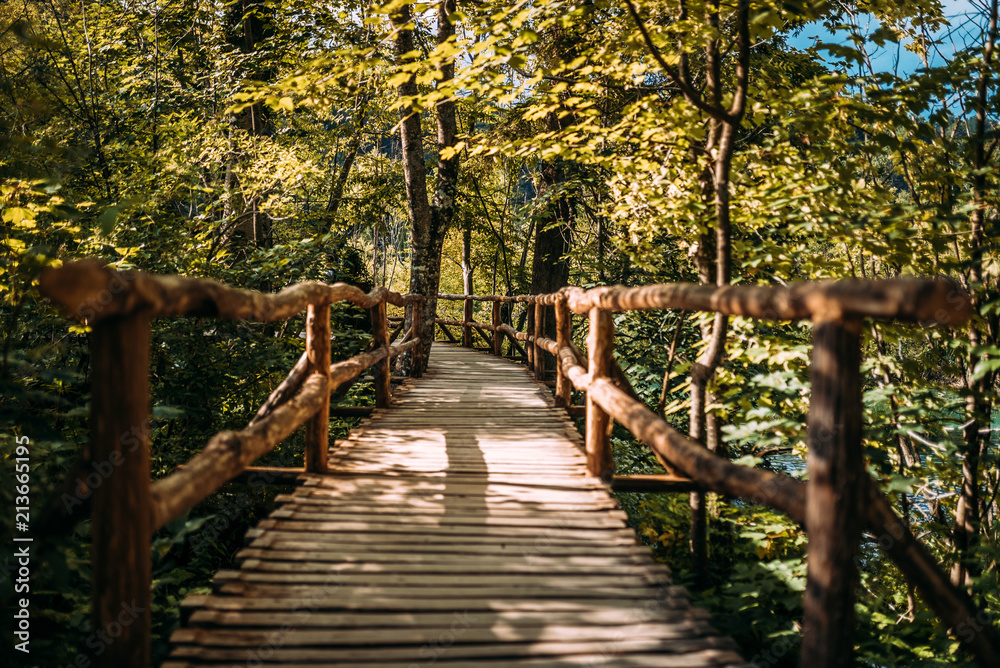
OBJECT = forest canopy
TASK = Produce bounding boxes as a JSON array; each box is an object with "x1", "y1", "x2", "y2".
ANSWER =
[{"x1": 1, "y1": 0, "x2": 999, "y2": 665}]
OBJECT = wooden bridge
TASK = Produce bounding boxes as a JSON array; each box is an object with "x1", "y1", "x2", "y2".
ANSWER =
[
  {"x1": 36, "y1": 261, "x2": 1000, "y2": 667},
  {"x1": 166, "y1": 344, "x2": 745, "y2": 666}
]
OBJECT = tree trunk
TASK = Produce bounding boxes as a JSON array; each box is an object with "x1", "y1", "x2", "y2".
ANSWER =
[
  {"x1": 530, "y1": 112, "x2": 574, "y2": 299},
  {"x1": 393, "y1": 0, "x2": 461, "y2": 372},
  {"x1": 952, "y1": 0, "x2": 998, "y2": 588},
  {"x1": 224, "y1": 0, "x2": 276, "y2": 251},
  {"x1": 323, "y1": 89, "x2": 370, "y2": 232},
  {"x1": 462, "y1": 218, "x2": 474, "y2": 295}
]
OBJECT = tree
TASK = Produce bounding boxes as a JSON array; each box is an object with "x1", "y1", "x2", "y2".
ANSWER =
[
  {"x1": 624, "y1": 0, "x2": 750, "y2": 582},
  {"x1": 391, "y1": 0, "x2": 461, "y2": 370}
]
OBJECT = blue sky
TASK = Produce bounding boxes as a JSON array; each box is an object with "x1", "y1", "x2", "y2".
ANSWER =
[{"x1": 786, "y1": 0, "x2": 983, "y2": 76}]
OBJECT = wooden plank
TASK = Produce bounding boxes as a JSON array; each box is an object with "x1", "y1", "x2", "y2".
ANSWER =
[
  {"x1": 297, "y1": 473, "x2": 604, "y2": 488},
  {"x1": 360, "y1": 407, "x2": 569, "y2": 414},
  {"x1": 324, "y1": 464, "x2": 591, "y2": 475},
  {"x1": 246, "y1": 536, "x2": 651, "y2": 557},
  {"x1": 300, "y1": 480, "x2": 613, "y2": 499},
  {"x1": 245, "y1": 527, "x2": 640, "y2": 547},
  {"x1": 186, "y1": 608, "x2": 696, "y2": 629},
  {"x1": 333, "y1": 436, "x2": 583, "y2": 446},
  {"x1": 232, "y1": 559, "x2": 664, "y2": 578},
  {"x1": 291, "y1": 489, "x2": 611, "y2": 505},
  {"x1": 168, "y1": 636, "x2": 741, "y2": 662},
  {"x1": 180, "y1": 594, "x2": 698, "y2": 614},
  {"x1": 268, "y1": 507, "x2": 630, "y2": 527},
  {"x1": 171, "y1": 621, "x2": 717, "y2": 647},
  {"x1": 165, "y1": 652, "x2": 746, "y2": 668},
  {"x1": 213, "y1": 570, "x2": 669, "y2": 588},
  {"x1": 253, "y1": 518, "x2": 635, "y2": 539},
  {"x1": 213, "y1": 581, "x2": 685, "y2": 601},
  {"x1": 284, "y1": 489, "x2": 621, "y2": 508},
  {"x1": 355, "y1": 421, "x2": 572, "y2": 426},
  {"x1": 234, "y1": 550, "x2": 657, "y2": 570}
]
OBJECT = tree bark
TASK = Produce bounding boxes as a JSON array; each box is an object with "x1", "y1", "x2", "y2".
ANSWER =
[
  {"x1": 393, "y1": 0, "x2": 461, "y2": 372},
  {"x1": 224, "y1": 0, "x2": 276, "y2": 250},
  {"x1": 323, "y1": 87, "x2": 371, "y2": 232},
  {"x1": 528, "y1": 18, "x2": 580, "y2": 336},
  {"x1": 672, "y1": 0, "x2": 749, "y2": 585},
  {"x1": 462, "y1": 217, "x2": 474, "y2": 295},
  {"x1": 530, "y1": 115, "x2": 574, "y2": 300},
  {"x1": 953, "y1": 0, "x2": 998, "y2": 588}
]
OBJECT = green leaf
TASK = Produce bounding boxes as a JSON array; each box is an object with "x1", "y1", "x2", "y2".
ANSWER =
[{"x1": 99, "y1": 205, "x2": 119, "y2": 236}]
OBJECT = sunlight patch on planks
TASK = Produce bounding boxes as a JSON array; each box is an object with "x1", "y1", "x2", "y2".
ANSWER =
[{"x1": 165, "y1": 343, "x2": 748, "y2": 667}]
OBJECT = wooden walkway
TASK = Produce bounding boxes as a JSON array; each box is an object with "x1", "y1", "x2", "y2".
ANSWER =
[{"x1": 165, "y1": 344, "x2": 747, "y2": 667}]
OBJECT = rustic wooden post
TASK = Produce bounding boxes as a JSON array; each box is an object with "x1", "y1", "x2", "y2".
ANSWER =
[
  {"x1": 534, "y1": 301, "x2": 545, "y2": 381},
  {"x1": 554, "y1": 299, "x2": 572, "y2": 407},
  {"x1": 802, "y1": 314, "x2": 864, "y2": 667},
  {"x1": 91, "y1": 312, "x2": 153, "y2": 668},
  {"x1": 585, "y1": 307, "x2": 614, "y2": 480},
  {"x1": 304, "y1": 303, "x2": 331, "y2": 473},
  {"x1": 411, "y1": 298, "x2": 424, "y2": 378},
  {"x1": 370, "y1": 299, "x2": 391, "y2": 408},
  {"x1": 526, "y1": 303, "x2": 535, "y2": 371},
  {"x1": 492, "y1": 299, "x2": 502, "y2": 357},
  {"x1": 462, "y1": 296, "x2": 473, "y2": 348}
]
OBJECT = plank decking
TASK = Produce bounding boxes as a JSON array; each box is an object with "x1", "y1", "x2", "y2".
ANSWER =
[{"x1": 165, "y1": 344, "x2": 747, "y2": 667}]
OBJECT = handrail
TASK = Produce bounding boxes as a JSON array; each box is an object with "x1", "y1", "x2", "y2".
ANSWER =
[
  {"x1": 437, "y1": 277, "x2": 999, "y2": 668},
  {"x1": 541, "y1": 277, "x2": 970, "y2": 323},
  {"x1": 37, "y1": 260, "x2": 424, "y2": 668},
  {"x1": 149, "y1": 338, "x2": 422, "y2": 531},
  {"x1": 38, "y1": 258, "x2": 422, "y2": 322}
]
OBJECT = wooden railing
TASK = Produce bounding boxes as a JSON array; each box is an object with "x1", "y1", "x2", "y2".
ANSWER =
[
  {"x1": 438, "y1": 279, "x2": 1000, "y2": 668},
  {"x1": 37, "y1": 260, "x2": 424, "y2": 667}
]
